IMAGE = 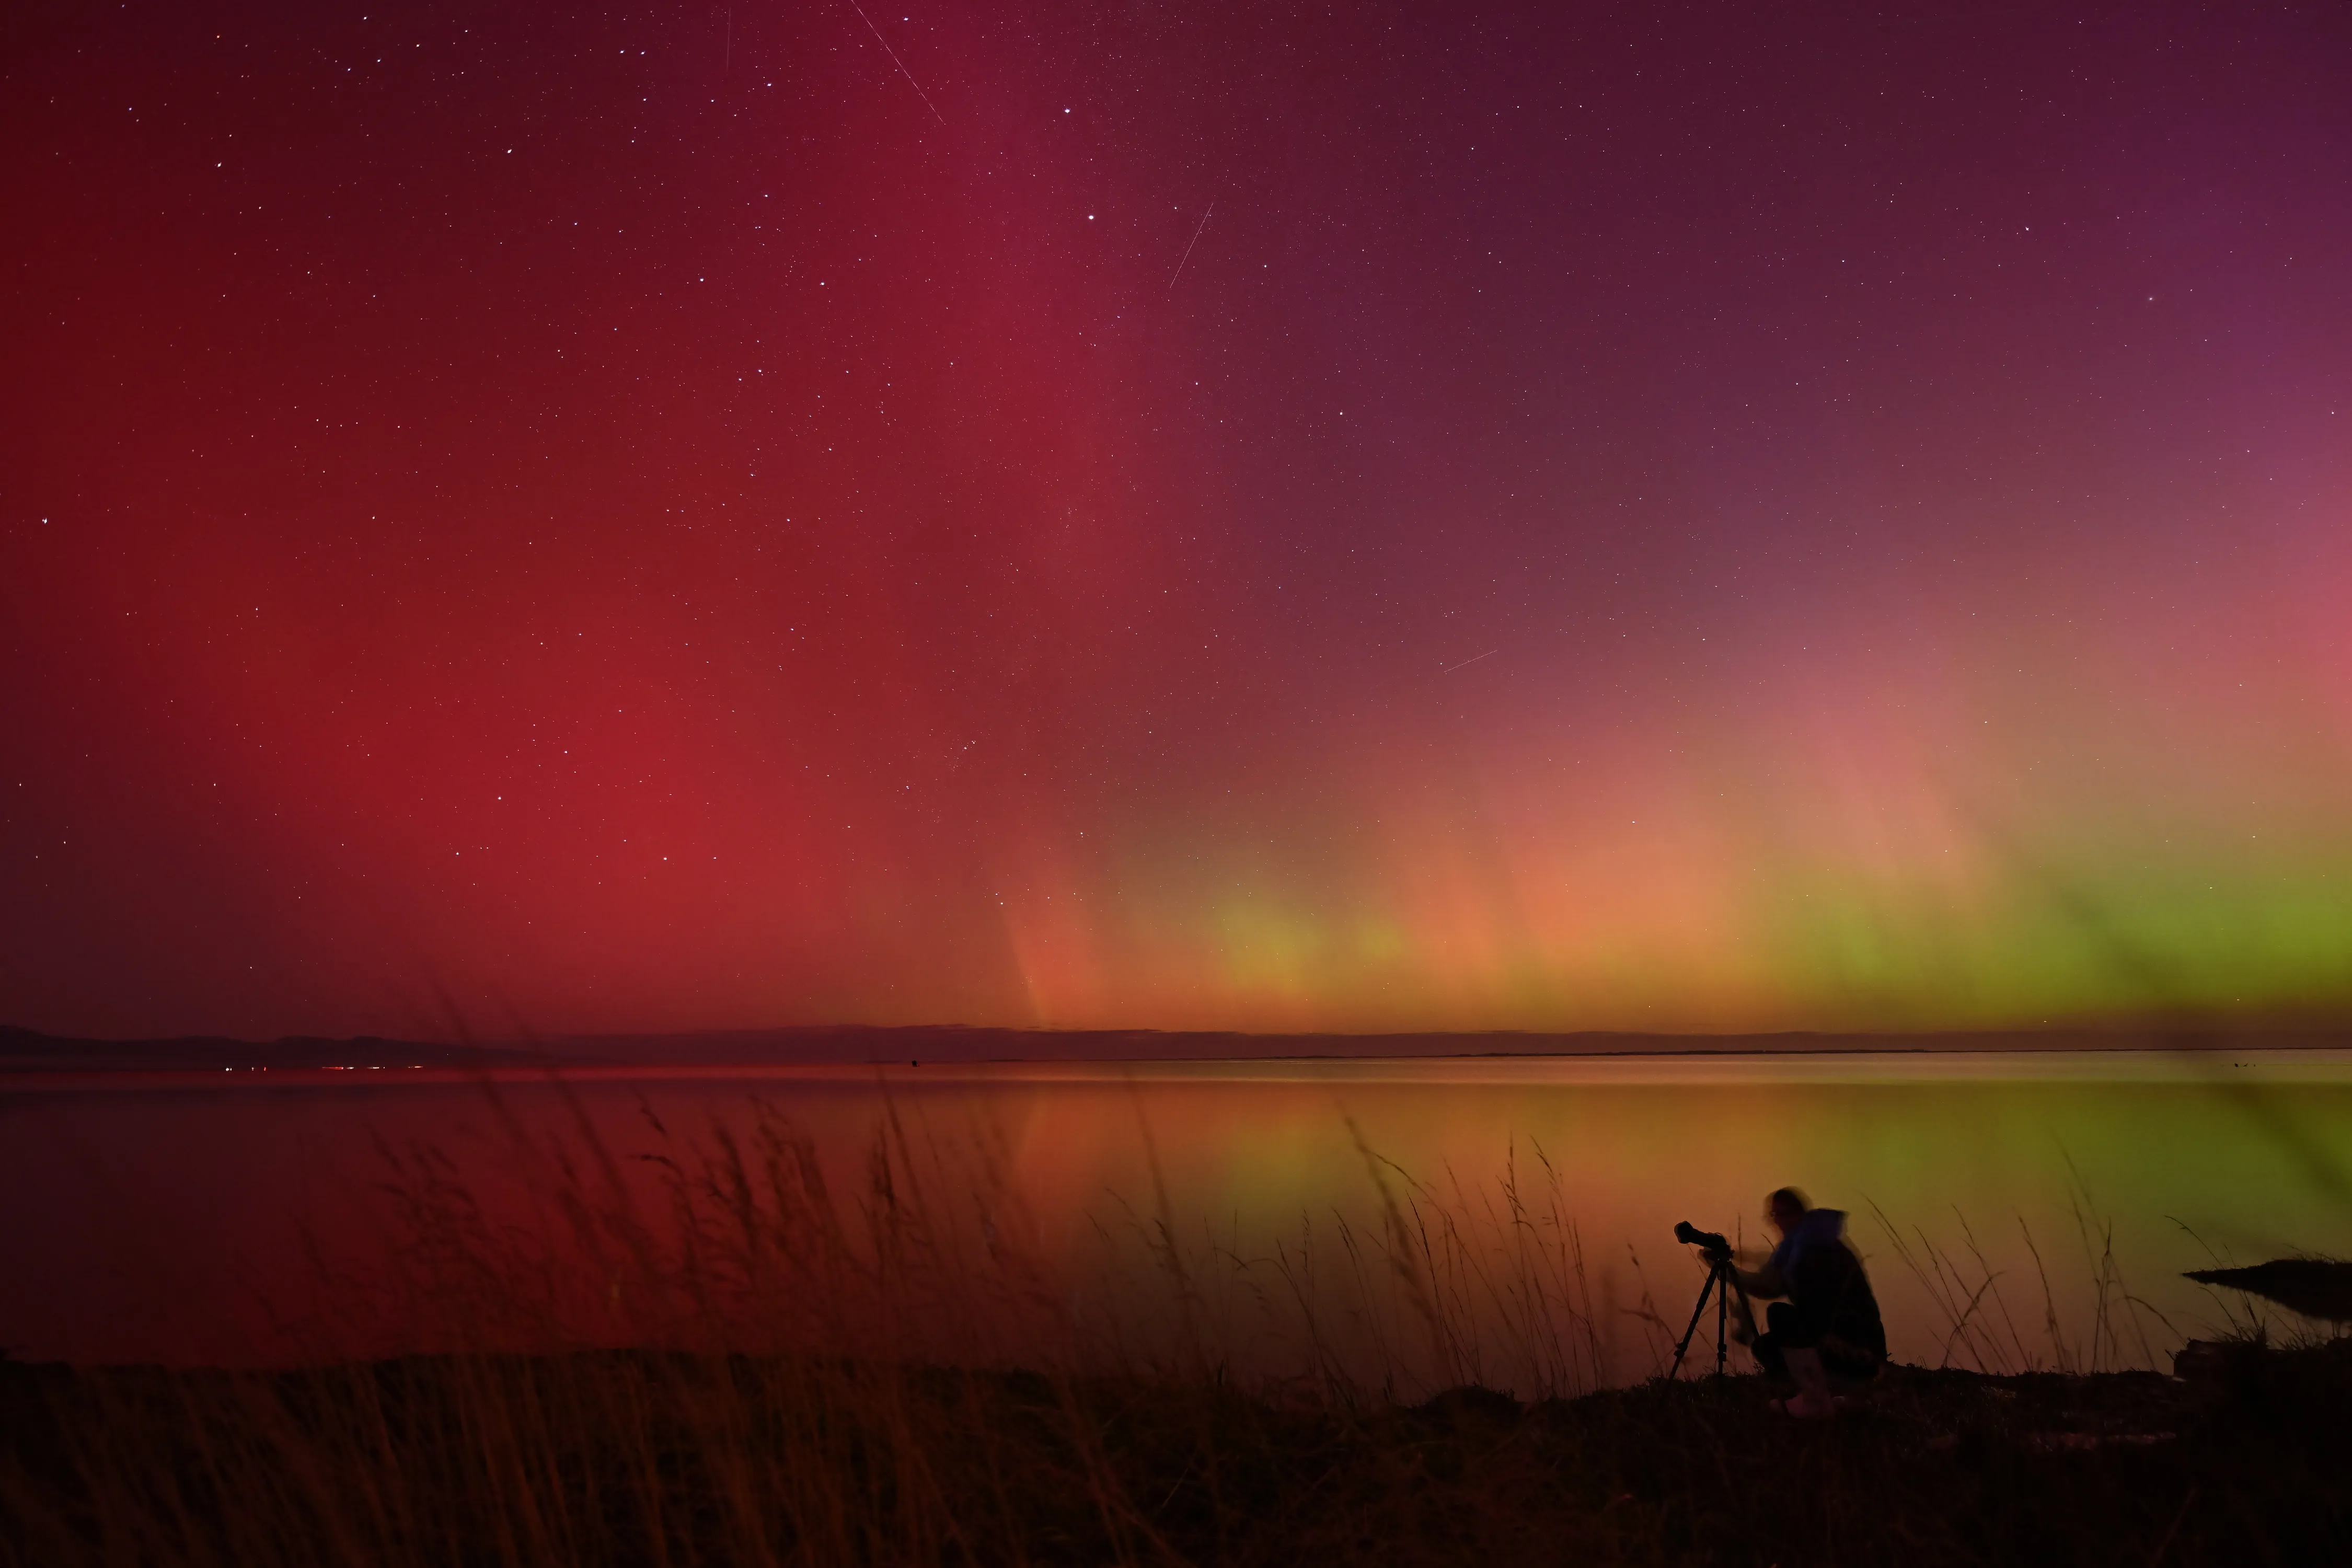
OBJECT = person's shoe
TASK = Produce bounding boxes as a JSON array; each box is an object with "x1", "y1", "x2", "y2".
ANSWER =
[{"x1": 1775, "y1": 1347, "x2": 1837, "y2": 1419}]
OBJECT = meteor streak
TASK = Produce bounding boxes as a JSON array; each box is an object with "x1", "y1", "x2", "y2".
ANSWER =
[
  {"x1": 1168, "y1": 203, "x2": 1214, "y2": 292},
  {"x1": 845, "y1": 0, "x2": 946, "y2": 127}
]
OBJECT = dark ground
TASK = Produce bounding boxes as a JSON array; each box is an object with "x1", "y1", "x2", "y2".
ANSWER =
[{"x1": 2, "y1": 1339, "x2": 2345, "y2": 1566}]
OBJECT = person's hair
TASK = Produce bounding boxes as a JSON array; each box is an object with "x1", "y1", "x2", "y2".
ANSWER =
[{"x1": 1766, "y1": 1186, "x2": 1810, "y2": 1214}]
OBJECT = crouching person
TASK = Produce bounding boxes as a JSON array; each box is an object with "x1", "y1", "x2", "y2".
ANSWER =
[{"x1": 1733, "y1": 1187, "x2": 1886, "y2": 1417}]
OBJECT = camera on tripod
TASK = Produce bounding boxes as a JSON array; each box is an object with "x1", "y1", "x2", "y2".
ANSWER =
[
  {"x1": 1674, "y1": 1220, "x2": 1733, "y2": 1261},
  {"x1": 1669, "y1": 1220, "x2": 1746, "y2": 1377}
]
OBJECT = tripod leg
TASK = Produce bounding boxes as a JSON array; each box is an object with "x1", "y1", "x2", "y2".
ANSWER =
[
  {"x1": 1716, "y1": 1261, "x2": 1730, "y2": 1375},
  {"x1": 1668, "y1": 1267, "x2": 1718, "y2": 1379}
]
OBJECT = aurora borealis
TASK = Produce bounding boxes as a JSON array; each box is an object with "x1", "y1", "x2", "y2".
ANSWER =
[{"x1": 5, "y1": 0, "x2": 2350, "y2": 1040}]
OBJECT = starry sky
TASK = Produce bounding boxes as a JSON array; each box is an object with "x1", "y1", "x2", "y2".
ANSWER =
[{"x1": 5, "y1": 0, "x2": 2350, "y2": 1041}]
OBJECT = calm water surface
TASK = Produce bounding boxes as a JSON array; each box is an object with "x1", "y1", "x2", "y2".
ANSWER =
[{"x1": 4, "y1": 1052, "x2": 2347, "y2": 1388}]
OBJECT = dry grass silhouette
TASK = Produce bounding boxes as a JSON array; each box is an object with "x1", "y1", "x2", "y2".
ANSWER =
[{"x1": 2, "y1": 1094, "x2": 2346, "y2": 1565}]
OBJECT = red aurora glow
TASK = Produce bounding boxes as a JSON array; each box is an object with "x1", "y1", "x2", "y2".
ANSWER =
[{"x1": 5, "y1": 1, "x2": 2352, "y2": 1039}]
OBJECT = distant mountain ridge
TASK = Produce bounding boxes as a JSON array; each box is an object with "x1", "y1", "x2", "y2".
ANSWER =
[
  {"x1": 4, "y1": 1021, "x2": 2344, "y2": 1072},
  {"x1": 0, "y1": 1025, "x2": 552, "y2": 1073}
]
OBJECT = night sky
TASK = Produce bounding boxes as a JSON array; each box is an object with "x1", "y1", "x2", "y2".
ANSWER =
[{"x1": 5, "y1": 1, "x2": 2350, "y2": 1040}]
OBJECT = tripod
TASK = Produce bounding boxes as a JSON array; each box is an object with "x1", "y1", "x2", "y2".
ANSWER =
[{"x1": 1669, "y1": 1251, "x2": 1750, "y2": 1379}]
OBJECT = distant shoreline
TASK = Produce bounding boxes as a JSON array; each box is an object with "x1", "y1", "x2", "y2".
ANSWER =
[
  {"x1": 6, "y1": 1039, "x2": 2351, "y2": 1091},
  {"x1": 8, "y1": 1019, "x2": 2352, "y2": 1069}
]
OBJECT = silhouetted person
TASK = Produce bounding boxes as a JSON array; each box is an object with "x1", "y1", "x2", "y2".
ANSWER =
[{"x1": 1732, "y1": 1187, "x2": 1886, "y2": 1417}]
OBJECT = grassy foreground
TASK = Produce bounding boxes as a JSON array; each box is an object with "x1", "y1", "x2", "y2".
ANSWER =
[
  {"x1": 5, "y1": 1102, "x2": 2339, "y2": 1562},
  {"x1": 3, "y1": 1339, "x2": 2346, "y2": 1566}
]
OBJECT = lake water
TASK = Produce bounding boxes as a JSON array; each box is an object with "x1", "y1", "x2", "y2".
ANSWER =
[{"x1": 4, "y1": 1052, "x2": 2348, "y2": 1391}]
